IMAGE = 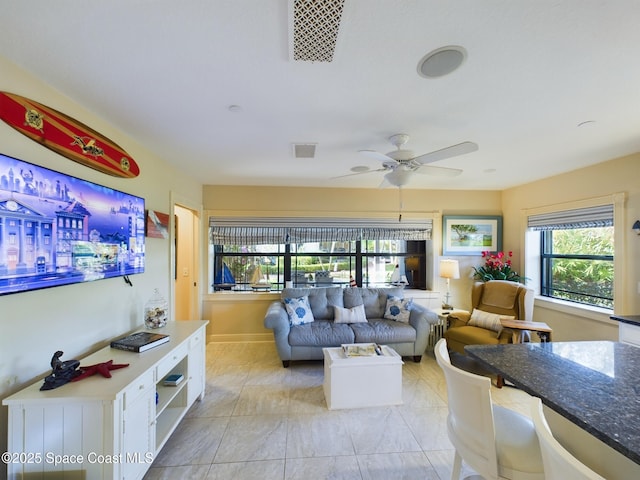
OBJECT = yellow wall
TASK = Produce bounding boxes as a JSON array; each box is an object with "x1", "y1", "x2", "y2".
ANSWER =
[
  {"x1": 204, "y1": 154, "x2": 640, "y2": 343},
  {"x1": 502, "y1": 153, "x2": 640, "y2": 340},
  {"x1": 203, "y1": 185, "x2": 502, "y2": 341}
]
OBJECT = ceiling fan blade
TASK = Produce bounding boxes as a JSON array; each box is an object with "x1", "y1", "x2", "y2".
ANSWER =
[
  {"x1": 331, "y1": 167, "x2": 388, "y2": 179},
  {"x1": 358, "y1": 149, "x2": 396, "y2": 163},
  {"x1": 414, "y1": 165, "x2": 463, "y2": 177},
  {"x1": 412, "y1": 141, "x2": 478, "y2": 165}
]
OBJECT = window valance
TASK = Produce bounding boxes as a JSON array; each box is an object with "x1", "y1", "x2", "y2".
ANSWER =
[
  {"x1": 209, "y1": 217, "x2": 432, "y2": 244},
  {"x1": 527, "y1": 204, "x2": 613, "y2": 231}
]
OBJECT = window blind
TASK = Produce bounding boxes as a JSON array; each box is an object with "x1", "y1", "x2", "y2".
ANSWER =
[
  {"x1": 209, "y1": 217, "x2": 432, "y2": 244},
  {"x1": 527, "y1": 204, "x2": 614, "y2": 231}
]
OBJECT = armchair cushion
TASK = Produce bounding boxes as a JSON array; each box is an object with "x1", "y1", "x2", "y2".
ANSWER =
[
  {"x1": 468, "y1": 308, "x2": 504, "y2": 334},
  {"x1": 467, "y1": 309, "x2": 515, "y2": 334},
  {"x1": 481, "y1": 283, "x2": 519, "y2": 310}
]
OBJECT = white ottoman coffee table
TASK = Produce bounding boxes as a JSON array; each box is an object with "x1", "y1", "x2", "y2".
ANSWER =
[{"x1": 323, "y1": 345, "x2": 403, "y2": 410}]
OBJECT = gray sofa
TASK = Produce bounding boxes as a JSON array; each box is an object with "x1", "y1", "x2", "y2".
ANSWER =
[{"x1": 264, "y1": 286, "x2": 438, "y2": 367}]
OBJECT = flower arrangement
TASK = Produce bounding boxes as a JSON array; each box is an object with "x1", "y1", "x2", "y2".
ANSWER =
[{"x1": 473, "y1": 251, "x2": 522, "y2": 282}]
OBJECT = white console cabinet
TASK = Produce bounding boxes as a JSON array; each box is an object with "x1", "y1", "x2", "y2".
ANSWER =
[{"x1": 3, "y1": 320, "x2": 208, "y2": 480}]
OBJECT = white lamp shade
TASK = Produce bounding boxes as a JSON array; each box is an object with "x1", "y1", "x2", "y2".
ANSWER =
[{"x1": 439, "y1": 259, "x2": 460, "y2": 279}]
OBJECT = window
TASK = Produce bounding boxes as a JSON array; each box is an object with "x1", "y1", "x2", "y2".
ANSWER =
[
  {"x1": 540, "y1": 227, "x2": 613, "y2": 308},
  {"x1": 528, "y1": 204, "x2": 614, "y2": 309},
  {"x1": 209, "y1": 218, "x2": 431, "y2": 292}
]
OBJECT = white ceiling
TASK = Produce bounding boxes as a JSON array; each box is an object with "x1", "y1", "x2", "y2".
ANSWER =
[{"x1": 1, "y1": 0, "x2": 640, "y2": 190}]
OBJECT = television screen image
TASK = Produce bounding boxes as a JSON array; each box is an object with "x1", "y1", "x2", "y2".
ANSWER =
[{"x1": 0, "y1": 152, "x2": 145, "y2": 295}]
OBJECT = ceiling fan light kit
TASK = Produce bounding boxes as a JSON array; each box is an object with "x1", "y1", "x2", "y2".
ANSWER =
[{"x1": 346, "y1": 133, "x2": 478, "y2": 187}]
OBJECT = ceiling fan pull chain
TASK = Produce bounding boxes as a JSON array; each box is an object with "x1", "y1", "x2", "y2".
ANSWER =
[{"x1": 398, "y1": 187, "x2": 403, "y2": 222}]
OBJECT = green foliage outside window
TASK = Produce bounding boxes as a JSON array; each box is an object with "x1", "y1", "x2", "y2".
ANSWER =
[{"x1": 543, "y1": 227, "x2": 614, "y2": 308}]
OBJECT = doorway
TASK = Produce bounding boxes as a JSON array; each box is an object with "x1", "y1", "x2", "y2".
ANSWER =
[{"x1": 174, "y1": 204, "x2": 200, "y2": 320}]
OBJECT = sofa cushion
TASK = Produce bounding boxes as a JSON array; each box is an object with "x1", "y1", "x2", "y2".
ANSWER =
[
  {"x1": 288, "y1": 320, "x2": 355, "y2": 346},
  {"x1": 344, "y1": 287, "x2": 404, "y2": 318},
  {"x1": 333, "y1": 304, "x2": 367, "y2": 323},
  {"x1": 350, "y1": 319, "x2": 417, "y2": 344},
  {"x1": 383, "y1": 295, "x2": 413, "y2": 323},
  {"x1": 283, "y1": 296, "x2": 314, "y2": 326},
  {"x1": 281, "y1": 287, "x2": 343, "y2": 320}
]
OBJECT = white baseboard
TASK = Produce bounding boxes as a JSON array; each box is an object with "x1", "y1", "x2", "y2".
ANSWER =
[{"x1": 207, "y1": 333, "x2": 273, "y2": 343}]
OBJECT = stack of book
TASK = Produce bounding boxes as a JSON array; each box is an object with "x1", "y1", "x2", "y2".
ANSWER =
[
  {"x1": 163, "y1": 373, "x2": 184, "y2": 386},
  {"x1": 110, "y1": 332, "x2": 169, "y2": 352}
]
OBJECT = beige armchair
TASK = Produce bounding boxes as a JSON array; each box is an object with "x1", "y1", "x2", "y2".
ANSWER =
[{"x1": 444, "y1": 280, "x2": 534, "y2": 355}]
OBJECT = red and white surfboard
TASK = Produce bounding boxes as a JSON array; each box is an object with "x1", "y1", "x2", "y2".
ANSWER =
[{"x1": 0, "y1": 91, "x2": 139, "y2": 178}]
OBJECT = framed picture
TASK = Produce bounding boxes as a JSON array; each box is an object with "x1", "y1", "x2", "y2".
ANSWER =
[
  {"x1": 442, "y1": 215, "x2": 502, "y2": 255},
  {"x1": 146, "y1": 210, "x2": 170, "y2": 239}
]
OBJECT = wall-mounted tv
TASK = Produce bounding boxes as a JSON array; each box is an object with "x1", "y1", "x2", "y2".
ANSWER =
[{"x1": 0, "y1": 152, "x2": 145, "y2": 295}]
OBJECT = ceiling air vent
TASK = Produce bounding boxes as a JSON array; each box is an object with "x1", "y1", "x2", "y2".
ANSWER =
[
  {"x1": 293, "y1": 143, "x2": 317, "y2": 158},
  {"x1": 291, "y1": 0, "x2": 345, "y2": 62}
]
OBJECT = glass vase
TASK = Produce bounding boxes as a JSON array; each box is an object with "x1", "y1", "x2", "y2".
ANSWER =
[{"x1": 144, "y1": 288, "x2": 168, "y2": 329}]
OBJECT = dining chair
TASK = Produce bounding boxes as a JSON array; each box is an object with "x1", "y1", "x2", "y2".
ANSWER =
[
  {"x1": 434, "y1": 339, "x2": 544, "y2": 480},
  {"x1": 530, "y1": 397, "x2": 605, "y2": 480}
]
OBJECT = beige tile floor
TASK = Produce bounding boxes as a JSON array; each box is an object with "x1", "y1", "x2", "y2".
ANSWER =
[{"x1": 143, "y1": 342, "x2": 532, "y2": 480}]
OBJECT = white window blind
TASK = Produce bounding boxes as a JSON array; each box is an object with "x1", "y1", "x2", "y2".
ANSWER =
[
  {"x1": 527, "y1": 204, "x2": 613, "y2": 231},
  {"x1": 209, "y1": 217, "x2": 432, "y2": 244}
]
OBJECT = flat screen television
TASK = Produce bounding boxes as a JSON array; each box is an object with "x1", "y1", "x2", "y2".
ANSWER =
[{"x1": 0, "y1": 152, "x2": 145, "y2": 295}]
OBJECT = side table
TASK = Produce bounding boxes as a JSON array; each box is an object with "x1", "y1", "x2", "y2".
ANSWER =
[
  {"x1": 499, "y1": 319, "x2": 553, "y2": 343},
  {"x1": 429, "y1": 308, "x2": 469, "y2": 348}
]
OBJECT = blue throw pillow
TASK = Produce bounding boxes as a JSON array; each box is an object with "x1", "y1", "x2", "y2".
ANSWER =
[
  {"x1": 284, "y1": 295, "x2": 315, "y2": 326},
  {"x1": 383, "y1": 295, "x2": 413, "y2": 323}
]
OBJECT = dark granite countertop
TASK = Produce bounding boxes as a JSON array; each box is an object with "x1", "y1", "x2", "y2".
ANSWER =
[
  {"x1": 465, "y1": 341, "x2": 640, "y2": 465},
  {"x1": 611, "y1": 314, "x2": 640, "y2": 326}
]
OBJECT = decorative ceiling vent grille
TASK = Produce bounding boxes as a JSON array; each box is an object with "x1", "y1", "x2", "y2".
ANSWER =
[{"x1": 292, "y1": 0, "x2": 345, "y2": 62}]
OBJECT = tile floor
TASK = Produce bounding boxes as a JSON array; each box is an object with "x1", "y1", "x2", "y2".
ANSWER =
[{"x1": 143, "y1": 342, "x2": 532, "y2": 480}]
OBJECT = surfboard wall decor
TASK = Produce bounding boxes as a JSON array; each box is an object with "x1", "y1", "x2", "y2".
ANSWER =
[{"x1": 0, "y1": 91, "x2": 140, "y2": 178}]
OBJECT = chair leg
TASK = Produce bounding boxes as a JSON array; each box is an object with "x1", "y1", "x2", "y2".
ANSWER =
[
  {"x1": 451, "y1": 450, "x2": 463, "y2": 480},
  {"x1": 413, "y1": 355, "x2": 422, "y2": 363},
  {"x1": 496, "y1": 375, "x2": 504, "y2": 388},
  {"x1": 282, "y1": 360, "x2": 290, "y2": 368}
]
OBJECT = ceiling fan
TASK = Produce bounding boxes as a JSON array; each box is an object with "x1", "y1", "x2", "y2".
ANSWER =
[{"x1": 340, "y1": 134, "x2": 478, "y2": 187}]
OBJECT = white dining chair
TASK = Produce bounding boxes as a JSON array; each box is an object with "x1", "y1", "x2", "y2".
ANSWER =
[
  {"x1": 529, "y1": 397, "x2": 605, "y2": 480},
  {"x1": 434, "y1": 339, "x2": 544, "y2": 480}
]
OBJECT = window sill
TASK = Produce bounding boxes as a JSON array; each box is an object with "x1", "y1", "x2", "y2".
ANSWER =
[{"x1": 534, "y1": 296, "x2": 616, "y2": 324}]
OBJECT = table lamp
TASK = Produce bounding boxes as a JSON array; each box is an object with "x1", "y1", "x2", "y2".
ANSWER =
[
  {"x1": 405, "y1": 256, "x2": 420, "y2": 287},
  {"x1": 439, "y1": 259, "x2": 460, "y2": 310}
]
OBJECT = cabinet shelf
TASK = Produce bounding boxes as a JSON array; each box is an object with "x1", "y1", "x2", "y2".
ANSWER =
[
  {"x1": 156, "y1": 380, "x2": 187, "y2": 417},
  {"x1": 156, "y1": 405, "x2": 187, "y2": 451}
]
